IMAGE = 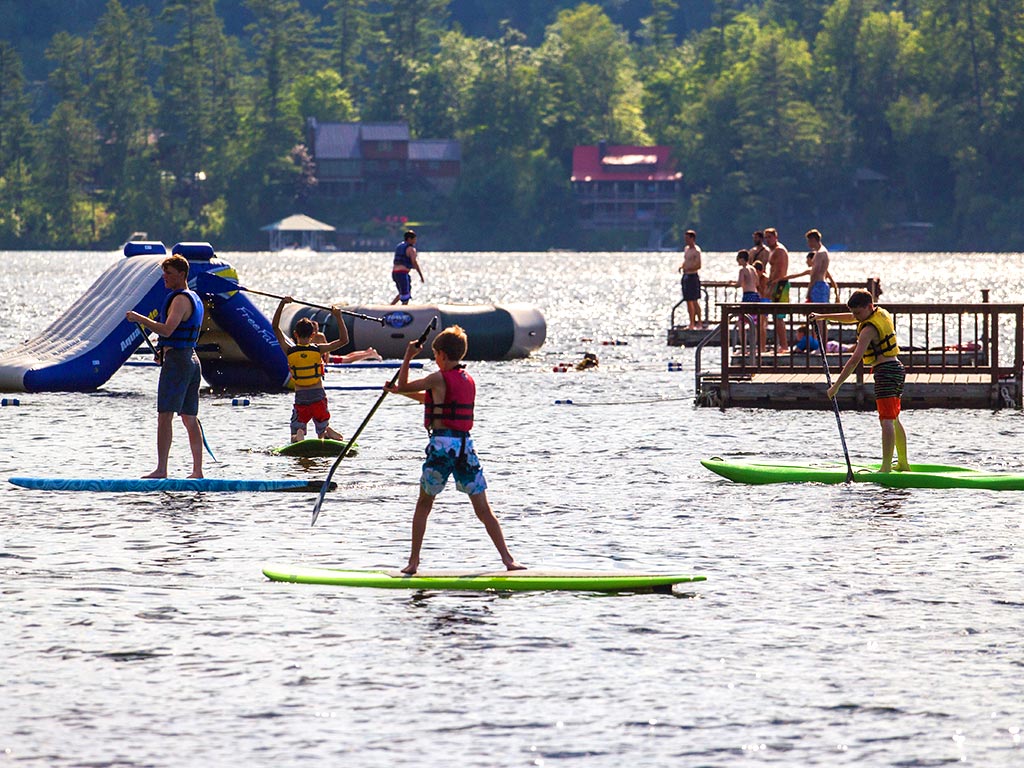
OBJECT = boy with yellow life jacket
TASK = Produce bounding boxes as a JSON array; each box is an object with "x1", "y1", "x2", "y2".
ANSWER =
[
  {"x1": 272, "y1": 297, "x2": 350, "y2": 443},
  {"x1": 384, "y1": 325, "x2": 524, "y2": 574},
  {"x1": 811, "y1": 289, "x2": 910, "y2": 473}
]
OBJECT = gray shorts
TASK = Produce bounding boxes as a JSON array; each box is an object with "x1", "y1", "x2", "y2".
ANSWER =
[{"x1": 157, "y1": 348, "x2": 201, "y2": 415}]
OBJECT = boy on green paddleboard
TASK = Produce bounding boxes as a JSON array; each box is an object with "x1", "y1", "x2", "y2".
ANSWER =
[
  {"x1": 811, "y1": 289, "x2": 910, "y2": 473},
  {"x1": 272, "y1": 297, "x2": 349, "y2": 443},
  {"x1": 385, "y1": 325, "x2": 524, "y2": 574}
]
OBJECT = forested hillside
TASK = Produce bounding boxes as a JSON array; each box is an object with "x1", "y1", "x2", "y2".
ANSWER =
[{"x1": 0, "y1": 0, "x2": 1021, "y2": 250}]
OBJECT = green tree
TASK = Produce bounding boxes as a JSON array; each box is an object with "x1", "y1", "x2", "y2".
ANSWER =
[
  {"x1": 0, "y1": 42, "x2": 34, "y2": 244},
  {"x1": 37, "y1": 102, "x2": 98, "y2": 245},
  {"x1": 91, "y1": 0, "x2": 159, "y2": 240},
  {"x1": 325, "y1": 0, "x2": 372, "y2": 95},
  {"x1": 363, "y1": 0, "x2": 450, "y2": 121},
  {"x1": 158, "y1": 0, "x2": 244, "y2": 238},
  {"x1": 537, "y1": 3, "x2": 649, "y2": 164}
]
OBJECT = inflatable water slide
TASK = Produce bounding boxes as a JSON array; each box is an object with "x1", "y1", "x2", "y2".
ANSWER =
[
  {"x1": 0, "y1": 242, "x2": 289, "y2": 393},
  {"x1": 0, "y1": 242, "x2": 547, "y2": 394}
]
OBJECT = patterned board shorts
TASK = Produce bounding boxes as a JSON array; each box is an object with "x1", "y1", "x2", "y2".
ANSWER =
[{"x1": 420, "y1": 433, "x2": 488, "y2": 497}]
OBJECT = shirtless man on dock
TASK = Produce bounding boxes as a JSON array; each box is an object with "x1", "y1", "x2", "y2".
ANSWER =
[
  {"x1": 804, "y1": 229, "x2": 831, "y2": 303},
  {"x1": 765, "y1": 228, "x2": 790, "y2": 353},
  {"x1": 677, "y1": 229, "x2": 703, "y2": 329}
]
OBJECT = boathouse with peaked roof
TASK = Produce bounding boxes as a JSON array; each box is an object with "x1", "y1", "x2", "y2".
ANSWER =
[{"x1": 260, "y1": 214, "x2": 336, "y2": 251}]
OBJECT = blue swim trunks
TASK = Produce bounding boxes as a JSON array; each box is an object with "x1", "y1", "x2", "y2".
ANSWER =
[
  {"x1": 157, "y1": 347, "x2": 201, "y2": 415},
  {"x1": 420, "y1": 431, "x2": 487, "y2": 497},
  {"x1": 807, "y1": 280, "x2": 831, "y2": 303},
  {"x1": 392, "y1": 270, "x2": 412, "y2": 303}
]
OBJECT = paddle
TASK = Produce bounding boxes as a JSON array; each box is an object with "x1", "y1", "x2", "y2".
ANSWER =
[
  {"x1": 195, "y1": 271, "x2": 386, "y2": 326},
  {"x1": 812, "y1": 319, "x2": 855, "y2": 483},
  {"x1": 134, "y1": 321, "x2": 220, "y2": 464},
  {"x1": 310, "y1": 315, "x2": 439, "y2": 526}
]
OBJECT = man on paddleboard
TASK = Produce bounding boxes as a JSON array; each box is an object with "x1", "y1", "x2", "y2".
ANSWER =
[
  {"x1": 385, "y1": 325, "x2": 524, "y2": 574},
  {"x1": 811, "y1": 290, "x2": 910, "y2": 473},
  {"x1": 126, "y1": 254, "x2": 205, "y2": 479}
]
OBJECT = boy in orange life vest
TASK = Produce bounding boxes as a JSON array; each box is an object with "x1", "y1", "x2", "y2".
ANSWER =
[
  {"x1": 385, "y1": 325, "x2": 524, "y2": 574},
  {"x1": 272, "y1": 297, "x2": 350, "y2": 443},
  {"x1": 810, "y1": 289, "x2": 909, "y2": 473}
]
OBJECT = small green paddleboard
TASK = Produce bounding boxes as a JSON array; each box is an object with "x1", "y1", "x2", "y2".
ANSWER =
[
  {"x1": 262, "y1": 564, "x2": 706, "y2": 593},
  {"x1": 272, "y1": 439, "x2": 358, "y2": 458},
  {"x1": 702, "y1": 457, "x2": 1024, "y2": 490}
]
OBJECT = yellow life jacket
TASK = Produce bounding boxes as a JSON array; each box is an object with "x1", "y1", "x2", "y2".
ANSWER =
[
  {"x1": 287, "y1": 345, "x2": 324, "y2": 387},
  {"x1": 857, "y1": 307, "x2": 899, "y2": 367}
]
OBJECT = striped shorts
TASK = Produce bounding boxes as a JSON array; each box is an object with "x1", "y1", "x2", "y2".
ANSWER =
[{"x1": 872, "y1": 359, "x2": 905, "y2": 401}]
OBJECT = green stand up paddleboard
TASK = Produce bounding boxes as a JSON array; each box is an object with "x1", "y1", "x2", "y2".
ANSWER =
[
  {"x1": 273, "y1": 439, "x2": 358, "y2": 458},
  {"x1": 262, "y1": 564, "x2": 706, "y2": 593},
  {"x1": 702, "y1": 457, "x2": 1024, "y2": 490}
]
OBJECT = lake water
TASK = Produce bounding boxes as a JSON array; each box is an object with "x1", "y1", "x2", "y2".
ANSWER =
[{"x1": 1, "y1": 250, "x2": 1023, "y2": 766}]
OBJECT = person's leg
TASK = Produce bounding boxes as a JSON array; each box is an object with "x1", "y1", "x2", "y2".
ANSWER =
[
  {"x1": 880, "y1": 418, "x2": 896, "y2": 472},
  {"x1": 144, "y1": 412, "x2": 175, "y2": 478},
  {"x1": 181, "y1": 414, "x2": 204, "y2": 478},
  {"x1": 469, "y1": 491, "x2": 524, "y2": 570},
  {"x1": 894, "y1": 417, "x2": 909, "y2": 470},
  {"x1": 402, "y1": 488, "x2": 435, "y2": 574},
  {"x1": 774, "y1": 316, "x2": 790, "y2": 352}
]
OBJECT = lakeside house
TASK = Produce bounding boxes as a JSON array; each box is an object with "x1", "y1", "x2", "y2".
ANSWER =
[
  {"x1": 571, "y1": 141, "x2": 683, "y2": 249},
  {"x1": 306, "y1": 119, "x2": 461, "y2": 198}
]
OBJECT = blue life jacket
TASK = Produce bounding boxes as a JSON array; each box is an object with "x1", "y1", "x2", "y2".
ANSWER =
[
  {"x1": 394, "y1": 242, "x2": 413, "y2": 270},
  {"x1": 158, "y1": 289, "x2": 204, "y2": 349}
]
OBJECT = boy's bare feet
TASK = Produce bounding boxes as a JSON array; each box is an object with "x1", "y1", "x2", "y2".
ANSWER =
[
  {"x1": 141, "y1": 471, "x2": 166, "y2": 479},
  {"x1": 291, "y1": 429, "x2": 305, "y2": 443},
  {"x1": 187, "y1": 473, "x2": 204, "y2": 479},
  {"x1": 504, "y1": 560, "x2": 527, "y2": 571},
  {"x1": 401, "y1": 560, "x2": 419, "y2": 575}
]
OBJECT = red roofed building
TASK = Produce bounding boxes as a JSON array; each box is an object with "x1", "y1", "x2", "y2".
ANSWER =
[{"x1": 572, "y1": 141, "x2": 682, "y2": 246}]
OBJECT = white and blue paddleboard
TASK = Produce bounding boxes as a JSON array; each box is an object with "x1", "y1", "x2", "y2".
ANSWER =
[{"x1": 8, "y1": 477, "x2": 336, "y2": 493}]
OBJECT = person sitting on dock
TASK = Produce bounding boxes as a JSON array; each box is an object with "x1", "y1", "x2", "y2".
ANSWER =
[
  {"x1": 384, "y1": 325, "x2": 524, "y2": 574},
  {"x1": 272, "y1": 297, "x2": 350, "y2": 443},
  {"x1": 811, "y1": 290, "x2": 909, "y2": 473},
  {"x1": 677, "y1": 229, "x2": 703, "y2": 329},
  {"x1": 391, "y1": 229, "x2": 424, "y2": 305},
  {"x1": 792, "y1": 324, "x2": 820, "y2": 353}
]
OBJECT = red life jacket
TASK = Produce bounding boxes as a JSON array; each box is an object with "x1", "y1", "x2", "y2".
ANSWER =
[{"x1": 424, "y1": 366, "x2": 475, "y2": 431}]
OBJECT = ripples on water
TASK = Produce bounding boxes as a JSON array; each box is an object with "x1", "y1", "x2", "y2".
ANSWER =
[{"x1": 2, "y1": 251, "x2": 1023, "y2": 766}]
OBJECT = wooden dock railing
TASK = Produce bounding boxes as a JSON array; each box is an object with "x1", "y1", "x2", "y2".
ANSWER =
[
  {"x1": 669, "y1": 277, "x2": 880, "y2": 345},
  {"x1": 701, "y1": 302, "x2": 1024, "y2": 409}
]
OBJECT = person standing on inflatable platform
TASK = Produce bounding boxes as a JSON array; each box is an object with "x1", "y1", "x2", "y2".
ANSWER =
[
  {"x1": 391, "y1": 229, "x2": 424, "y2": 305},
  {"x1": 272, "y1": 297, "x2": 350, "y2": 443},
  {"x1": 811, "y1": 289, "x2": 910, "y2": 473},
  {"x1": 126, "y1": 255, "x2": 205, "y2": 478},
  {"x1": 384, "y1": 325, "x2": 524, "y2": 574}
]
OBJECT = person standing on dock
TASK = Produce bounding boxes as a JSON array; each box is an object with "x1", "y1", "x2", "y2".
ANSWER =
[
  {"x1": 734, "y1": 250, "x2": 760, "y2": 344},
  {"x1": 391, "y1": 230, "x2": 424, "y2": 305},
  {"x1": 126, "y1": 255, "x2": 205, "y2": 479},
  {"x1": 805, "y1": 229, "x2": 832, "y2": 303},
  {"x1": 677, "y1": 229, "x2": 703, "y2": 329},
  {"x1": 811, "y1": 289, "x2": 909, "y2": 473},
  {"x1": 750, "y1": 230, "x2": 769, "y2": 266},
  {"x1": 765, "y1": 228, "x2": 791, "y2": 353}
]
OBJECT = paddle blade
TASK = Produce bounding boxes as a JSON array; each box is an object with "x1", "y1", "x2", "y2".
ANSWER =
[{"x1": 311, "y1": 483, "x2": 329, "y2": 526}]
